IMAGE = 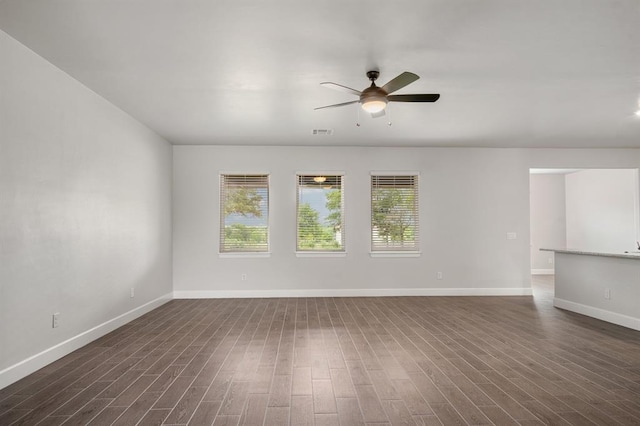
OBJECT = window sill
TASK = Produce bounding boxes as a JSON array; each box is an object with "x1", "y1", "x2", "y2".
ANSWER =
[
  {"x1": 369, "y1": 251, "x2": 421, "y2": 258},
  {"x1": 296, "y1": 251, "x2": 347, "y2": 258},
  {"x1": 219, "y1": 252, "x2": 271, "y2": 258}
]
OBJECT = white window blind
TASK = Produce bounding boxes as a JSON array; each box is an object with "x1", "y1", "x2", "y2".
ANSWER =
[
  {"x1": 371, "y1": 175, "x2": 419, "y2": 251},
  {"x1": 220, "y1": 174, "x2": 269, "y2": 252},
  {"x1": 296, "y1": 175, "x2": 345, "y2": 251}
]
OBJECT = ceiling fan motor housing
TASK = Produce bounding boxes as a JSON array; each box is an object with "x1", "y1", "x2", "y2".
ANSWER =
[{"x1": 366, "y1": 70, "x2": 380, "y2": 81}]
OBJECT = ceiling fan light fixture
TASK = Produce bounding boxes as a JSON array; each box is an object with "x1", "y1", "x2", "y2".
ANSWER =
[
  {"x1": 313, "y1": 176, "x2": 327, "y2": 183},
  {"x1": 361, "y1": 99, "x2": 387, "y2": 114}
]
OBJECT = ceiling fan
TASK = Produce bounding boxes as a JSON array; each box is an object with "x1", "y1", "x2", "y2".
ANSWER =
[{"x1": 315, "y1": 71, "x2": 440, "y2": 118}]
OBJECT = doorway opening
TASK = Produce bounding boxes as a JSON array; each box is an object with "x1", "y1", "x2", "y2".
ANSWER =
[{"x1": 529, "y1": 168, "x2": 640, "y2": 279}]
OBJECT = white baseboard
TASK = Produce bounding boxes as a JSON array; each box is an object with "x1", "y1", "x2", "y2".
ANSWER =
[
  {"x1": 531, "y1": 269, "x2": 554, "y2": 275},
  {"x1": 554, "y1": 298, "x2": 640, "y2": 331},
  {"x1": 0, "y1": 293, "x2": 173, "y2": 390},
  {"x1": 174, "y1": 287, "x2": 533, "y2": 299}
]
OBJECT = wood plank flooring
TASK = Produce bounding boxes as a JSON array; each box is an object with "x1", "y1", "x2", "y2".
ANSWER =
[{"x1": 1, "y1": 276, "x2": 639, "y2": 425}]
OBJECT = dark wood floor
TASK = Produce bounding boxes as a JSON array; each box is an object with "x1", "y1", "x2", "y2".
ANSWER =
[{"x1": 1, "y1": 276, "x2": 640, "y2": 425}]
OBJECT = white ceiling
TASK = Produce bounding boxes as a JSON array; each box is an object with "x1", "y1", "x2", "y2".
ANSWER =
[{"x1": 1, "y1": 0, "x2": 639, "y2": 147}]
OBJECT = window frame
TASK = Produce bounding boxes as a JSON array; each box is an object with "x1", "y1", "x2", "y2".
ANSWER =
[
  {"x1": 295, "y1": 172, "x2": 346, "y2": 257},
  {"x1": 219, "y1": 172, "x2": 271, "y2": 257},
  {"x1": 370, "y1": 172, "x2": 421, "y2": 257}
]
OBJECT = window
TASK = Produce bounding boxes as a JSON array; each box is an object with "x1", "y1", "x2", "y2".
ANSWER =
[
  {"x1": 296, "y1": 174, "x2": 344, "y2": 252},
  {"x1": 371, "y1": 174, "x2": 419, "y2": 252},
  {"x1": 220, "y1": 174, "x2": 269, "y2": 253}
]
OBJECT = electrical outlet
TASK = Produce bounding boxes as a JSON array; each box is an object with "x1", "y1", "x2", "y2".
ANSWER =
[
  {"x1": 436, "y1": 272, "x2": 443, "y2": 280},
  {"x1": 604, "y1": 288, "x2": 611, "y2": 299},
  {"x1": 130, "y1": 287, "x2": 135, "y2": 298},
  {"x1": 241, "y1": 274, "x2": 247, "y2": 281},
  {"x1": 52, "y1": 313, "x2": 59, "y2": 328},
  {"x1": 548, "y1": 257, "x2": 554, "y2": 264},
  {"x1": 506, "y1": 232, "x2": 517, "y2": 240}
]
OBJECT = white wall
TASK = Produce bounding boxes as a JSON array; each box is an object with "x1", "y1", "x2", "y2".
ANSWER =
[
  {"x1": 0, "y1": 30, "x2": 173, "y2": 386},
  {"x1": 173, "y1": 146, "x2": 531, "y2": 296},
  {"x1": 529, "y1": 174, "x2": 566, "y2": 273},
  {"x1": 174, "y1": 147, "x2": 640, "y2": 297},
  {"x1": 566, "y1": 169, "x2": 639, "y2": 252}
]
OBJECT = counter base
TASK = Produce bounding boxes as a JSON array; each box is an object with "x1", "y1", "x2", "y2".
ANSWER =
[{"x1": 554, "y1": 297, "x2": 640, "y2": 331}]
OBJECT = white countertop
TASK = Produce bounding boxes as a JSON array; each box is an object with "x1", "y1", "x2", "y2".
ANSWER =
[{"x1": 540, "y1": 248, "x2": 640, "y2": 260}]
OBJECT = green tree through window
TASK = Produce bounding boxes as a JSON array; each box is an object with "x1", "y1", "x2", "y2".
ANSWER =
[
  {"x1": 220, "y1": 174, "x2": 269, "y2": 252},
  {"x1": 224, "y1": 187, "x2": 263, "y2": 217},
  {"x1": 297, "y1": 175, "x2": 344, "y2": 251},
  {"x1": 371, "y1": 175, "x2": 419, "y2": 251}
]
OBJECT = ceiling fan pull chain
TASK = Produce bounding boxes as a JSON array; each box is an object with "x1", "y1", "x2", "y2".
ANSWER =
[
  {"x1": 388, "y1": 104, "x2": 392, "y2": 126},
  {"x1": 356, "y1": 104, "x2": 361, "y2": 127}
]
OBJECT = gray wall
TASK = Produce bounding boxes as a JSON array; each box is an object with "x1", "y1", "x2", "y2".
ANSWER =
[
  {"x1": 529, "y1": 174, "x2": 566, "y2": 272},
  {"x1": 0, "y1": 30, "x2": 173, "y2": 381}
]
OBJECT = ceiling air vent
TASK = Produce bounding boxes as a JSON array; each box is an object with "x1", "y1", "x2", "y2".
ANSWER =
[{"x1": 311, "y1": 129, "x2": 334, "y2": 136}]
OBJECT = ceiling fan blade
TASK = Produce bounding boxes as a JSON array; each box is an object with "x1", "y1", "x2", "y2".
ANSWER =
[
  {"x1": 371, "y1": 110, "x2": 386, "y2": 119},
  {"x1": 314, "y1": 100, "x2": 359, "y2": 110},
  {"x1": 320, "y1": 82, "x2": 361, "y2": 96},
  {"x1": 388, "y1": 94, "x2": 440, "y2": 102},
  {"x1": 381, "y1": 72, "x2": 419, "y2": 94}
]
